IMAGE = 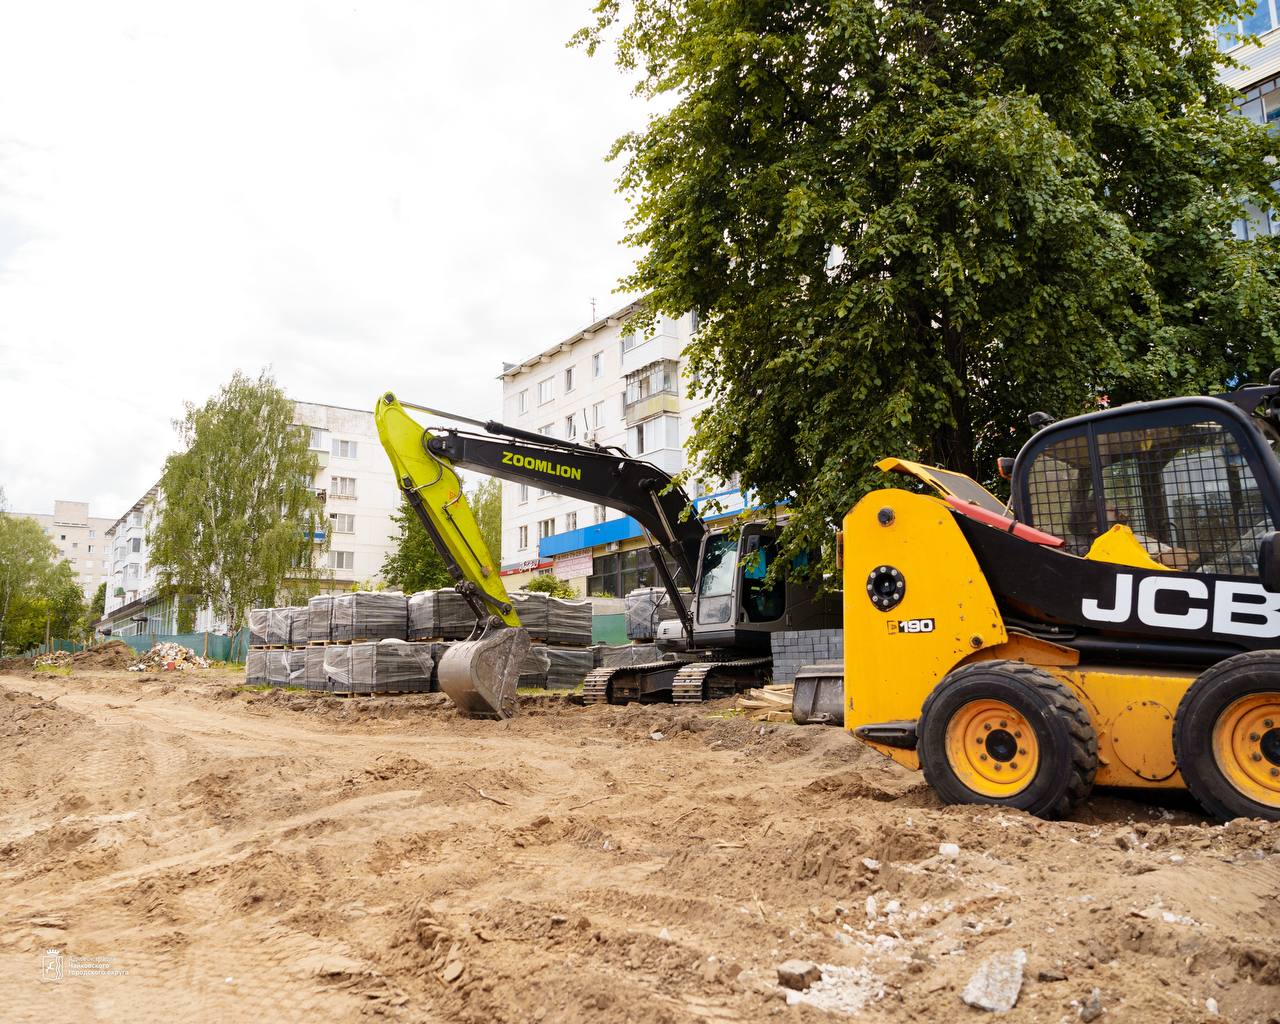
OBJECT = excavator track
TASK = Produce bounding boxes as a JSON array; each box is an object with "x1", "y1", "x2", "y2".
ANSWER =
[
  {"x1": 581, "y1": 660, "x2": 690, "y2": 706},
  {"x1": 672, "y1": 657, "x2": 772, "y2": 705}
]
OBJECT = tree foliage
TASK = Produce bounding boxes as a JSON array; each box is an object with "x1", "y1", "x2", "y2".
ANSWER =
[
  {"x1": 380, "y1": 478, "x2": 503, "y2": 593},
  {"x1": 521, "y1": 572, "x2": 578, "y2": 598},
  {"x1": 578, "y1": 0, "x2": 1280, "y2": 569},
  {"x1": 148, "y1": 370, "x2": 327, "y2": 632},
  {"x1": 0, "y1": 515, "x2": 84, "y2": 654},
  {"x1": 469, "y1": 477, "x2": 503, "y2": 564},
  {"x1": 90, "y1": 581, "x2": 106, "y2": 621}
]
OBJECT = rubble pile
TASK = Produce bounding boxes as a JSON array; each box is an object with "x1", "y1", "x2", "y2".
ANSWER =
[
  {"x1": 34, "y1": 650, "x2": 73, "y2": 669},
  {"x1": 128, "y1": 641, "x2": 211, "y2": 672}
]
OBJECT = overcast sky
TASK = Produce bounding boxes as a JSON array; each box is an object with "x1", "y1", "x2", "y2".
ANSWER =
[{"x1": 0, "y1": 1, "x2": 645, "y2": 517}]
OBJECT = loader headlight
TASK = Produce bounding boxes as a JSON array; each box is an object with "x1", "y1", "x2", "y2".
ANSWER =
[{"x1": 866, "y1": 565, "x2": 905, "y2": 612}]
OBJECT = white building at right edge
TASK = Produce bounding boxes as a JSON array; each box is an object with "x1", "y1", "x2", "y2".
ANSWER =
[{"x1": 497, "y1": 300, "x2": 744, "y2": 597}]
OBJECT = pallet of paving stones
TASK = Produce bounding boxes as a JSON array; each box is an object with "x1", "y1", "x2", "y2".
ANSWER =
[
  {"x1": 623, "y1": 587, "x2": 690, "y2": 641},
  {"x1": 322, "y1": 639, "x2": 434, "y2": 695},
  {"x1": 307, "y1": 595, "x2": 334, "y2": 643},
  {"x1": 331, "y1": 592, "x2": 408, "y2": 642}
]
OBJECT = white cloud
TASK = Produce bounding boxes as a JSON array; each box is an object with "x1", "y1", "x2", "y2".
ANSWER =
[{"x1": 0, "y1": 0, "x2": 644, "y2": 516}]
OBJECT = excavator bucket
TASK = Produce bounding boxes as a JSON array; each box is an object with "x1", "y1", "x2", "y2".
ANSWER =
[{"x1": 437, "y1": 627, "x2": 531, "y2": 719}]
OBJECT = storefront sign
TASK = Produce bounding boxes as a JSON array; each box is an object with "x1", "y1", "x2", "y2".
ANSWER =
[{"x1": 553, "y1": 551, "x2": 593, "y2": 580}]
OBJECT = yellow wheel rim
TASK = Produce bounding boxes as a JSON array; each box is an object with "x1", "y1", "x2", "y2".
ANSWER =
[
  {"x1": 944, "y1": 699, "x2": 1040, "y2": 798},
  {"x1": 1211, "y1": 692, "x2": 1280, "y2": 809}
]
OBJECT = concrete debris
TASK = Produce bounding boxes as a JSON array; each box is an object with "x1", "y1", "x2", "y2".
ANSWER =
[
  {"x1": 939, "y1": 842, "x2": 961, "y2": 860},
  {"x1": 1037, "y1": 968, "x2": 1067, "y2": 982},
  {"x1": 129, "y1": 642, "x2": 210, "y2": 672},
  {"x1": 34, "y1": 651, "x2": 73, "y2": 668},
  {"x1": 650, "y1": 731, "x2": 665, "y2": 741},
  {"x1": 777, "y1": 960, "x2": 822, "y2": 991},
  {"x1": 961, "y1": 948, "x2": 1026, "y2": 1013},
  {"x1": 1078, "y1": 986, "x2": 1104, "y2": 1022},
  {"x1": 783, "y1": 964, "x2": 883, "y2": 1015}
]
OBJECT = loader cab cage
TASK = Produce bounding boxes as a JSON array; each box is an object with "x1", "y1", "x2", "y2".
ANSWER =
[{"x1": 1011, "y1": 396, "x2": 1280, "y2": 576}]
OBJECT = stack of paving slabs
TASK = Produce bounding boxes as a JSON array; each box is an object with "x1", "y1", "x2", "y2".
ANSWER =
[
  {"x1": 307, "y1": 595, "x2": 333, "y2": 643},
  {"x1": 408, "y1": 590, "x2": 439, "y2": 640},
  {"x1": 130, "y1": 641, "x2": 211, "y2": 672},
  {"x1": 517, "y1": 645, "x2": 551, "y2": 688},
  {"x1": 287, "y1": 606, "x2": 311, "y2": 645},
  {"x1": 285, "y1": 649, "x2": 306, "y2": 686},
  {"x1": 546, "y1": 596, "x2": 591, "y2": 646},
  {"x1": 248, "y1": 608, "x2": 271, "y2": 647},
  {"x1": 623, "y1": 587, "x2": 689, "y2": 640},
  {"x1": 265, "y1": 650, "x2": 288, "y2": 686},
  {"x1": 245, "y1": 649, "x2": 268, "y2": 684},
  {"x1": 435, "y1": 588, "x2": 479, "y2": 640},
  {"x1": 769, "y1": 628, "x2": 843, "y2": 685},
  {"x1": 510, "y1": 591, "x2": 549, "y2": 639},
  {"x1": 592, "y1": 643, "x2": 662, "y2": 668},
  {"x1": 304, "y1": 645, "x2": 328, "y2": 691},
  {"x1": 265, "y1": 608, "x2": 293, "y2": 645},
  {"x1": 331, "y1": 592, "x2": 408, "y2": 642},
  {"x1": 545, "y1": 647, "x2": 594, "y2": 689},
  {"x1": 325, "y1": 640, "x2": 433, "y2": 694}
]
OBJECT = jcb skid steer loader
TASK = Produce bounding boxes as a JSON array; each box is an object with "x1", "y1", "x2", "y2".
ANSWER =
[{"x1": 843, "y1": 380, "x2": 1280, "y2": 821}]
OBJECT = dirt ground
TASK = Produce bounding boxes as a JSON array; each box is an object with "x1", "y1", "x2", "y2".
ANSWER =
[{"x1": 1, "y1": 668, "x2": 1278, "y2": 1024}]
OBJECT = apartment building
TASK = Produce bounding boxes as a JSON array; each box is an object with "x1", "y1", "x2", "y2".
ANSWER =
[
  {"x1": 497, "y1": 301, "x2": 743, "y2": 596},
  {"x1": 97, "y1": 400, "x2": 402, "y2": 637},
  {"x1": 20, "y1": 500, "x2": 117, "y2": 602},
  {"x1": 1218, "y1": 7, "x2": 1280, "y2": 238}
]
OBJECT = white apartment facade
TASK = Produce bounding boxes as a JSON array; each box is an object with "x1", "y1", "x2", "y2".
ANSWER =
[
  {"x1": 1218, "y1": 7, "x2": 1280, "y2": 238},
  {"x1": 20, "y1": 500, "x2": 117, "y2": 602},
  {"x1": 97, "y1": 400, "x2": 402, "y2": 636},
  {"x1": 497, "y1": 301, "x2": 743, "y2": 596}
]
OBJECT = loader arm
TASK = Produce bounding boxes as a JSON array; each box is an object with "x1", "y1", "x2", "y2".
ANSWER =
[{"x1": 375, "y1": 392, "x2": 703, "y2": 639}]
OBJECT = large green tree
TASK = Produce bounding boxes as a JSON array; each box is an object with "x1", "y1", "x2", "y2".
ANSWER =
[
  {"x1": 149, "y1": 370, "x2": 328, "y2": 632},
  {"x1": 578, "y1": 0, "x2": 1280, "y2": 566},
  {"x1": 0, "y1": 512, "x2": 62, "y2": 654}
]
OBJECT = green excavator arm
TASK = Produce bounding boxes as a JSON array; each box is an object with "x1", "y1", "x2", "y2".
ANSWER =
[{"x1": 374, "y1": 392, "x2": 529, "y2": 718}]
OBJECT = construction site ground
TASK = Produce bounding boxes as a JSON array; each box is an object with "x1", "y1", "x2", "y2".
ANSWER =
[{"x1": 2, "y1": 667, "x2": 1278, "y2": 1024}]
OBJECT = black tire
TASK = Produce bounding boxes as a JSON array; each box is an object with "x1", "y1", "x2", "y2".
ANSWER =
[
  {"x1": 918, "y1": 661, "x2": 1098, "y2": 819},
  {"x1": 1173, "y1": 651, "x2": 1280, "y2": 823}
]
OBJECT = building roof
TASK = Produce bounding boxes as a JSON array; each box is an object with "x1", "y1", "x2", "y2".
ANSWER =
[
  {"x1": 106, "y1": 482, "x2": 161, "y2": 537},
  {"x1": 499, "y1": 298, "x2": 643, "y2": 381}
]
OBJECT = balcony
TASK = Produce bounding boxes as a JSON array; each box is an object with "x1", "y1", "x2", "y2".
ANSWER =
[{"x1": 624, "y1": 392, "x2": 679, "y2": 427}]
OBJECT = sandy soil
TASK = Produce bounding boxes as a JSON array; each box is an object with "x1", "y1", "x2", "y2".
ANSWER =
[{"x1": 1, "y1": 667, "x2": 1277, "y2": 1024}]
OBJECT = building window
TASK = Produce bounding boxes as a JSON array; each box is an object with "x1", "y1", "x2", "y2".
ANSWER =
[
  {"x1": 131, "y1": 513, "x2": 143, "y2": 527},
  {"x1": 621, "y1": 329, "x2": 640, "y2": 354},
  {"x1": 72, "y1": 542, "x2": 78, "y2": 549},
  {"x1": 329, "y1": 512, "x2": 355, "y2": 533},
  {"x1": 328, "y1": 550, "x2": 354, "y2": 571},
  {"x1": 60, "y1": 534, "x2": 66, "y2": 541},
  {"x1": 537, "y1": 377, "x2": 554, "y2": 404},
  {"x1": 518, "y1": 525, "x2": 529, "y2": 549},
  {"x1": 539, "y1": 423, "x2": 554, "y2": 437},
  {"x1": 331, "y1": 476, "x2": 357, "y2": 498},
  {"x1": 518, "y1": 483, "x2": 529, "y2": 504},
  {"x1": 592, "y1": 401, "x2": 605, "y2": 429},
  {"x1": 565, "y1": 511, "x2": 578, "y2": 531},
  {"x1": 624, "y1": 360, "x2": 678, "y2": 407},
  {"x1": 130, "y1": 537, "x2": 142, "y2": 553},
  {"x1": 538, "y1": 518, "x2": 556, "y2": 540},
  {"x1": 538, "y1": 487, "x2": 553, "y2": 499},
  {"x1": 594, "y1": 504, "x2": 607, "y2": 525},
  {"x1": 331, "y1": 439, "x2": 358, "y2": 458},
  {"x1": 564, "y1": 414, "x2": 577, "y2": 440},
  {"x1": 87, "y1": 545, "x2": 93, "y2": 553},
  {"x1": 1230, "y1": 76, "x2": 1280, "y2": 239},
  {"x1": 691, "y1": 309, "x2": 704, "y2": 334},
  {"x1": 592, "y1": 352, "x2": 603, "y2": 378},
  {"x1": 1218, "y1": 2, "x2": 1279, "y2": 50},
  {"x1": 564, "y1": 366, "x2": 575, "y2": 393},
  {"x1": 309, "y1": 427, "x2": 327, "y2": 450},
  {"x1": 89, "y1": 529, "x2": 96, "y2": 539},
  {"x1": 518, "y1": 389, "x2": 529, "y2": 414},
  {"x1": 632, "y1": 420, "x2": 647, "y2": 455}
]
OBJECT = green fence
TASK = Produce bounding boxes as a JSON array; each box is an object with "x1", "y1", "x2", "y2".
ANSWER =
[
  {"x1": 592, "y1": 613, "x2": 628, "y2": 646},
  {"x1": 29, "y1": 629, "x2": 252, "y2": 664}
]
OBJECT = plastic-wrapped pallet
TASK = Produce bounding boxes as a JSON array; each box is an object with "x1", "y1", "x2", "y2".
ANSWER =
[
  {"x1": 304, "y1": 645, "x2": 327, "y2": 691},
  {"x1": 285, "y1": 648, "x2": 307, "y2": 686},
  {"x1": 323, "y1": 645, "x2": 352, "y2": 691},
  {"x1": 373, "y1": 639, "x2": 435, "y2": 693},
  {"x1": 245, "y1": 649, "x2": 268, "y2": 684},
  {"x1": 408, "y1": 591, "x2": 439, "y2": 640},
  {"x1": 286, "y1": 606, "x2": 311, "y2": 645},
  {"x1": 248, "y1": 608, "x2": 271, "y2": 647},
  {"x1": 262, "y1": 607, "x2": 289, "y2": 645},
  {"x1": 330, "y1": 592, "x2": 407, "y2": 641},
  {"x1": 595, "y1": 643, "x2": 663, "y2": 668},
  {"x1": 308, "y1": 595, "x2": 333, "y2": 643},
  {"x1": 510, "y1": 591, "x2": 548, "y2": 640},
  {"x1": 266, "y1": 649, "x2": 288, "y2": 686},
  {"x1": 546, "y1": 596, "x2": 591, "y2": 646},
  {"x1": 435, "y1": 588, "x2": 478, "y2": 640},
  {"x1": 545, "y1": 647, "x2": 594, "y2": 689},
  {"x1": 517, "y1": 645, "x2": 550, "y2": 688},
  {"x1": 624, "y1": 588, "x2": 690, "y2": 640}
]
